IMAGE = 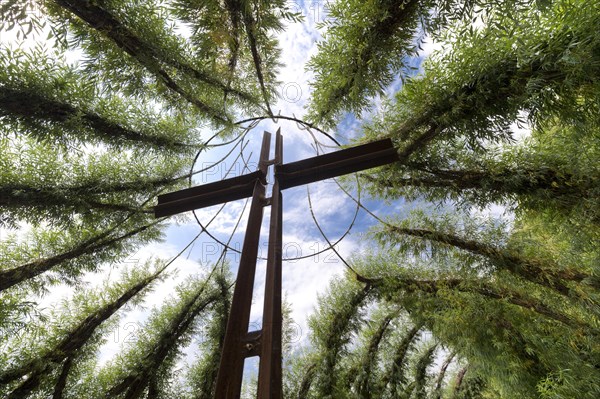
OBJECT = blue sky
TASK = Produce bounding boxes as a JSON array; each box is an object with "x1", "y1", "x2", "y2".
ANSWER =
[{"x1": 87, "y1": 1, "x2": 411, "y2": 376}]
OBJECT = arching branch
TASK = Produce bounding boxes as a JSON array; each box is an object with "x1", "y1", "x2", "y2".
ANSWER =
[
  {"x1": 51, "y1": 356, "x2": 74, "y2": 399},
  {"x1": 52, "y1": 0, "x2": 258, "y2": 123},
  {"x1": 0, "y1": 266, "x2": 165, "y2": 386},
  {"x1": 383, "y1": 224, "x2": 594, "y2": 295},
  {"x1": 353, "y1": 313, "x2": 395, "y2": 399},
  {"x1": 383, "y1": 277, "x2": 592, "y2": 331},
  {"x1": 240, "y1": 1, "x2": 273, "y2": 116},
  {"x1": 0, "y1": 87, "x2": 195, "y2": 151},
  {"x1": 381, "y1": 325, "x2": 421, "y2": 396},
  {"x1": 0, "y1": 220, "x2": 160, "y2": 292},
  {"x1": 107, "y1": 285, "x2": 218, "y2": 398}
]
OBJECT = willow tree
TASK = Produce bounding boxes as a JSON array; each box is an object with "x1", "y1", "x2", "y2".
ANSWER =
[
  {"x1": 1, "y1": 0, "x2": 600, "y2": 398},
  {"x1": 297, "y1": 0, "x2": 600, "y2": 397},
  {"x1": 0, "y1": 0, "x2": 296, "y2": 331},
  {"x1": 0, "y1": 0, "x2": 295, "y2": 396},
  {"x1": 0, "y1": 261, "x2": 170, "y2": 398}
]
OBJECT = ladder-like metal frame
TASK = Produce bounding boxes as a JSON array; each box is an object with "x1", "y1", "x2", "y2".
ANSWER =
[
  {"x1": 154, "y1": 130, "x2": 398, "y2": 398},
  {"x1": 213, "y1": 130, "x2": 283, "y2": 398}
]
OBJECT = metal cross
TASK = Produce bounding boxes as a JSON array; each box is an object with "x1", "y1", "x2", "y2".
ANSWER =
[{"x1": 154, "y1": 129, "x2": 398, "y2": 398}]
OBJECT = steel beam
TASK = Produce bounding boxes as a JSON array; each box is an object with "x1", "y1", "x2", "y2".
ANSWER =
[
  {"x1": 154, "y1": 171, "x2": 263, "y2": 218},
  {"x1": 213, "y1": 132, "x2": 271, "y2": 398},
  {"x1": 154, "y1": 133, "x2": 400, "y2": 399},
  {"x1": 276, "y1": 138, "x2": 398, "y2": 190},
  {"x1": 257, "y1": 129, "x2": 283, "y2": 399}
]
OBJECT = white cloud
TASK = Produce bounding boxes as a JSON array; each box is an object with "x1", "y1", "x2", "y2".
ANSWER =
[{"x1": 272, "y1": 3, "x2": 323, "y2": 119}]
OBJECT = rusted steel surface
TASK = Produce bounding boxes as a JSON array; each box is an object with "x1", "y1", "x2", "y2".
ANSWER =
[
  {"x1": 158, "y1": 170, "x2": 265, "y2": 204},
  {"x1": 154, "y1": 138, "x2": 399, "y2": 218},
  {"x1": 276, "y1": 138, "x2": 399, "y2": 190},
  {"x1": 257, "y1": 129, "x2": 283, "y2": 399},
  {"x1": 154, "y1": 171, "x2": 263, "y2": 218},
  {"x1": 214, "y1": 132, "x2": 271, "y2": 398}
]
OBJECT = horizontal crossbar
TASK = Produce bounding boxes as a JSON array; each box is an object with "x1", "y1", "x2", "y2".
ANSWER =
[
  {"x1": 154, "y1": 139, "x2": 399, "y2": 218},
  {"x1": 154, "y1": 170, "x2": 264, "y2": 218},
  {"x1": 276, "y1": 138, "x2": 398, "y2": 190}
]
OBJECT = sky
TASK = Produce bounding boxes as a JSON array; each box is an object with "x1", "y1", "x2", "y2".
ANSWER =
[
  {"x1": 131, "y1": 0, "x2": 440, "y2": 377},
  {"x1": 84, "y1": 0, "x2": 425, "y2": 374}
]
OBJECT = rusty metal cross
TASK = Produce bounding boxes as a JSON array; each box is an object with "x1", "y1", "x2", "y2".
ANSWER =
[{"x1": 154, "y1": 129, "x2": 398, "y2": 398}]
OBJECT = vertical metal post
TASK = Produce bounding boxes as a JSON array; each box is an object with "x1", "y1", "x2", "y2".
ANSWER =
[
  {"x1": 257, "y1": 129, "x2": 283, "y2": 398},
  {"x1": 214, "y1": 132, "x2": 271, "y2": 398},
  {"x1": 154, "y1": 130, "x2": 399, "y2": 399}
]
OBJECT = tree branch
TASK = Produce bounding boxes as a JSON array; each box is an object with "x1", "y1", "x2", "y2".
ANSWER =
[
  {"x1": 385, "y1": 276, "x2": 591, "y2": 330},
  {"x1": 240, "y1": 1, "x2": 273, "y2": 116},
  {"x1": 107, "y1": 286, "x2": 218, "y2": 398},
  {"x1": 0, "y1": 87, "x2": 195, "y2": 151},
  {"x1": 52, "y1": 0, "x2": 256, "y2": 123},
  {"x1": 384, "y1": 224, "x2": 594, "y2": 295},
  {"x1": 0, "y1": 267, "x2": 165, "y2": 386},
  {"x1": 0, "y1": 220, "x2": 159, "y2": 292}
]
